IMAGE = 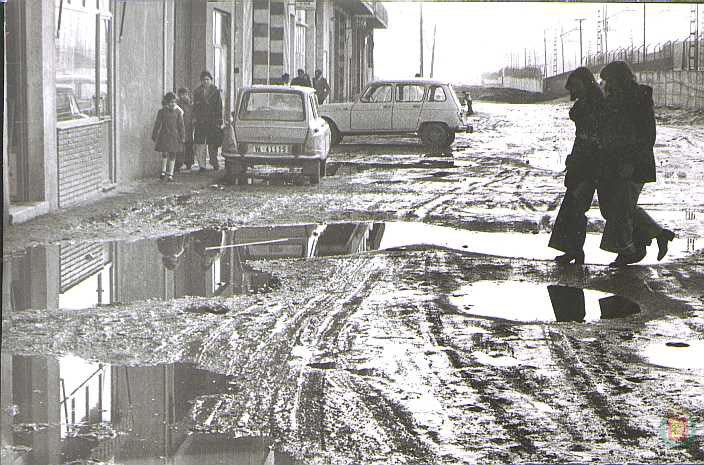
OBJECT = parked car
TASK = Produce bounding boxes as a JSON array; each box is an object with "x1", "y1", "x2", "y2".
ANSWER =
[
  {"x1": 319, "y1": 79, "x2": 473, "y2": 148},
  {"x1": 224, "y1": 85, "x2": 331, "y2": 185}
]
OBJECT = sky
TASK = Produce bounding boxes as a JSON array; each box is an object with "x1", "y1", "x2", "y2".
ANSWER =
[{"x1": 374, "y1": 2, "x2": 699, "y2": 84}]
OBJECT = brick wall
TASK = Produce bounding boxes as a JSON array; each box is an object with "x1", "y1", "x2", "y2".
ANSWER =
[{"x1": 57, "y1": 122, "x2": 103, "y2": 208}]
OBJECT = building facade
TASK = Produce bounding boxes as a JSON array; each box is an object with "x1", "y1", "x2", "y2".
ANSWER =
[{"x1": 2, "y1": 0, "x2": 387, "y2": 226}]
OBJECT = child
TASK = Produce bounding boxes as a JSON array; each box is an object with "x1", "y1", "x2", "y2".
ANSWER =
[
  {"x1": 152, "y1": 92, "x2": 185, "y2": 182},
  {"x1": 176, "y1": 87, "x2": 194, "y2": 171}
]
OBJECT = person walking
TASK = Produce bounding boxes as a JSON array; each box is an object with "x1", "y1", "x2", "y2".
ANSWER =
[
  {"x1": 193, "y1": 71, "x2": 224, "y2": 172},
  {"x1": 291, "y1": 69, "x2": 312, "y2": 87},
  {"x1": 312, "y1": 69, "x2": 331, "y2": 104},
  {"x1": 548, "y1": 67, "x2": 604, "y2": 265},
  {"x1": 597, "y1": 61, "x2": 674, "y2": 266},
  {"x1": 152, "y1": 92, "x2": 185, "y2": 182},
  {"x1": 176, "y1": 87, "x2": 194, "y2": 171}
]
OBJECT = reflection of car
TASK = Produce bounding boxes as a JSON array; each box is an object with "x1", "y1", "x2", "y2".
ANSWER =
[
  {"x1": 320, "y1": 79, "x2": 473, "y2": 148},
  {"x1": 56, "y1": 85, "x2": 90, "y2": 121},
  {"x1": 56, "y1": 75, "x2": 107, "y2": 116},
  {"x1": 225, "y1": 85, "x2": 331, "y2": 185}
]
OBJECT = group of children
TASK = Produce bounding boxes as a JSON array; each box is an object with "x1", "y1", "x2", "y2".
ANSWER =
[{"x1": 151, "y1": 88, "x2": 197, "y2": 182}]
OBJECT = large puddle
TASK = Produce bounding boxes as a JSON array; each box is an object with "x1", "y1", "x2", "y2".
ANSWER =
[
  {"x1": 448, "y1": 281, "x2": 641, "y2": 323},
  {"x1": 643, "y1": 340, "x2": 704, "y2": 371},
  {"x1": 2, "y1": 222, "x2": 698, "y2": 315},
  {"x1": 0, "y1": 353, "x2": 299, "y2": 464}
]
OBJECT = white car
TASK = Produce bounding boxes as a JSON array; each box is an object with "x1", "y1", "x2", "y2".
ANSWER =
[
  {"x1": 224, "y1": 85, "x2": 330, "y2": 185},
  {"x1": 320, "y1": 79, "x2": 473, "y2": 147}
]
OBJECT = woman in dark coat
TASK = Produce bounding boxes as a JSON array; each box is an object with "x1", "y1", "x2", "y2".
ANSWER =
[
  {"x1": 193, "y1": 70, "x2": 224, "y2": 171},
  {"x1": 548, "y1": 67, "x2": 604, "y2": 265},
  {"x1": 152, "y1": 92, "x2": 185, "y2": 182},
  {"x1": 597, "y1": 61, "x2": 674, "y2": 266}
]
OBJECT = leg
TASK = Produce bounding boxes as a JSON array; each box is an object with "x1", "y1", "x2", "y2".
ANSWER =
[
  {"x1": 548, "y1": 180, "x2": 595, "y2": 263},
  {"x1": 598, "y1": 179, "x2": 646, "y2": 265},
  {"x1": 185, "y1": 141, "x2": 194, "y2": 168},
  {"x1": 167, "y1": 153, "x2": 176, "y2": 181},
  {"x1": 633, "y1": 202, "x2": 674, "y2": 261},
  {"x1": 193, "y1": 126, "x2": 207, "y2": 171},
  {"x1": 208, "y1": 143, "x2": 220, "y2": 170},
  {"x1": 160, "y1": 153, "x2": 168, "y2": 179}
]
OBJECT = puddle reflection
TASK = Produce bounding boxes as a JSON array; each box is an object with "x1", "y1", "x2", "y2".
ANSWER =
[
  {"x1": 0, "y1": 353, "x2": 298, "y2": 464},
  {"x1": 449, "y1": 281, "x2": 641, "y2": 323},
  {"x1": 3, "y1": 222, "x2": 699, "y2": 316},
  {"x1": 643, "y1": 340, "x2": 704, "y2": 370}
]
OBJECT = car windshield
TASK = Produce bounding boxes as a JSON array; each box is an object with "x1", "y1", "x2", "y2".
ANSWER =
[{"x1": 239, "y1": 91, "x2": 305, "y2": 122}]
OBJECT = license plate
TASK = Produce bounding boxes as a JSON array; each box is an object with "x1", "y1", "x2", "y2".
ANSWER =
[{"x1": 251, "y1": 144, "x2": 290, "y2": 154}]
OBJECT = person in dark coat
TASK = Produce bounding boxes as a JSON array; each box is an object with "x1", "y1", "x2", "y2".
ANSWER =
[
  {"x1": 193, "y1": 70, "x2": 224, "y2": 172},
  {"x1": 597, "y1": 61, "x2": 674, "y2": 266},
  {"x1": 290, "y1": 69, "x2": 312, "y2": 87},
  {"x1": 176, "y1": 87, "x2": 194, "y2": 171},
  {"x1": 312, "y1": 69, "x2": 331, "y2": 104},
  {"x1": 548, "y1": 67, "x2": 604, "y2": 265},
  {"x1": 152, "y1": 92, "x2": 185, "y2": 182}
]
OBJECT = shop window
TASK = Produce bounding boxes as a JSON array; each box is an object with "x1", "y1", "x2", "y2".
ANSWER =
[{"x1": 55, "y1": 0, "x2": 112, "y2": 121}]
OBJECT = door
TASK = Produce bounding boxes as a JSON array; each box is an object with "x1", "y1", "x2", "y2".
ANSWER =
[
  {"x1": 393, "y1": 83, "x2": 425, "y2": 131},
  {"x1": 350, "y1": 83, "x2": 393, "y2": 131},
  {"x1": 213, "y1": 9, "x2": 231, "y2": 113}
]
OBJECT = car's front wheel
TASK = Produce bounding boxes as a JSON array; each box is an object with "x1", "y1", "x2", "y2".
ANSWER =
[{"x1": 420, "y1": 123, "x2": 451, "y2": 148}]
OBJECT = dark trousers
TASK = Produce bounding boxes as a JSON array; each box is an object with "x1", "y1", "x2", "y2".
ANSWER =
[
  {"x1": 598, "y1": 178, "x2": 663, "y2": 254},
  {"x1": 548, "y1": 180, "x2": 596, "y2": 254},
  {"x1": 182, "y1": 141, "x2": 194, "y2": 167}
]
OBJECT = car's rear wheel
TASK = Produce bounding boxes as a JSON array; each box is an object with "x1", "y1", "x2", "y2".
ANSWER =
[
  {"x1": 420, "y1": 123, "x2": 451, "y2": 148},
  {"x1": 326, "y1": 119, "x2": 343, "y2": 146},
  {"x1": 307, "y1": 160, "x2": 321, "y2": 185},
  {"x1": 226, "y1": 159, "x2": 248, "y2": 185}
]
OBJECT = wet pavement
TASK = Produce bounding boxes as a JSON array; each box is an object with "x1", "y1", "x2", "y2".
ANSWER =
[{"x1": 3, "y1": 101, "x2": 704, "y2": 463}]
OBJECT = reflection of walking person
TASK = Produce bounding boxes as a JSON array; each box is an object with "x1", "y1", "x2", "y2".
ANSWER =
[
  {"x1": 193, "y1": 70, "x2": 224, "y2": 172},
  {"x1": 548, "y1": 67, "x2": 604, "y2": 265},
  {"x1": 598, "y1": 61, "x2": 674, "y2": 266},
  {"x1": 152, "y1": 92, "x2": 185, "y2": 182}
]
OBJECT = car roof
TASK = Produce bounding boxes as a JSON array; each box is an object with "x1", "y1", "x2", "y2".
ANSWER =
[
  {"x1": 241, "y1": 85, "x2": 316, "y2": 95},
  {"x1": 366, "y1": 78, "x2": 451, "y2": 86}
]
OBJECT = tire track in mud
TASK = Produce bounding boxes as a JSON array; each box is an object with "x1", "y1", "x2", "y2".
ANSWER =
[{"x1": 543, "y1": 329, "x2": 651, "y2": 448}]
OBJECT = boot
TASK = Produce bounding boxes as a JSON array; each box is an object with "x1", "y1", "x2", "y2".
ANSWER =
[
  {"x1": 554, "y1": 251, "x2": 585, "y2": 265},
  {"x1": 609, "y1": 246, "x2": 647, "y2": 267},
  {"x1": 656, "y1": 229, "x2": 675, "y2": 261}
]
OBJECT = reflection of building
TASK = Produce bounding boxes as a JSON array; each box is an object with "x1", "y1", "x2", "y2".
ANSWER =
[
  {"x1": 1, "y1": 354, "x2": 297, "y2": 464},
  {"x1": 2, "y1": 0, "x2": 387, "y2": 226}
]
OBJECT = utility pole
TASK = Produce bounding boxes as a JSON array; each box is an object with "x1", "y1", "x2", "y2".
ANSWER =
[
  {"x1": 604, "y1": 4, "x2": 609, "y2": 56},
  {"x1": 419, "y1": 2, "x2": 424, "y2": 77},
  {"x1": 430, "y1": 24, "x2": 436, "y2": 78},
  {"x1": 560, "y1": 26, "x2": 565, "y2": 73},
  {"x1": 643, "y1": 3, "x2": 646, "y2": 61},
  {"x1": 576, "y1": 18, "x2": 585, "y2": 66},
  {"x1": 544, "y1": 29, "x2": 548, "y2": 77}
]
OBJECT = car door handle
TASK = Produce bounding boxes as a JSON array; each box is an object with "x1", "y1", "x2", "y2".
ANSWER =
[
  {"x1": 412, "y1": 104, "x2": 421, "y2": 108},
  {"x1": 382, "y1": 105, "x2": 392, "y2": 109}
]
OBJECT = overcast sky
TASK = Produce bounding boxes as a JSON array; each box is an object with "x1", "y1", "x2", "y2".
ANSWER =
[{"x1": 374, "y1": 2, "x2": 698, "y2": 84}]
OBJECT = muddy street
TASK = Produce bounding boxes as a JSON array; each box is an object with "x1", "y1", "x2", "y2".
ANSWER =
[{"x1": 3, "y1": 101, "x2": 704, "y2": 464}]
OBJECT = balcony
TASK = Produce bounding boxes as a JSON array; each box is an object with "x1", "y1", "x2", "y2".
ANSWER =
[{"x1": 335, "y1": 0, "x2": 387, "y2": 28}]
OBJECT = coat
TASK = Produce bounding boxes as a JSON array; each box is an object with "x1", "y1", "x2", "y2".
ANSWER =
[
  {"x1": 193, "y1": 85, "x2": 223, "y2": 129},
  {"x1": 599, "y1": 84, "x2": 657, "y2": 183},
  {"x1": 152, "y1": 107, "x2": 185, "y2": 153},
  {"x1": 177, "y1": 99, "x2": 194, "y2": 142},
  {"x1": 564, "y1": 93, "x2": 603, "y2": 187}
]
